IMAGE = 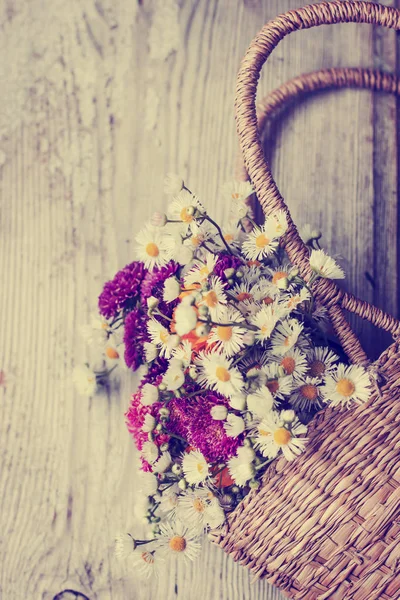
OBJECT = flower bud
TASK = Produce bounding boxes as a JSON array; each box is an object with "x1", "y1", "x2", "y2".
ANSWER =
[
  {"x1": 160, "y1": 442, "x2": 169, "y2": 452},
  {"x1": 186, "y1": 205, "x2": 195, "y2": 216},
  {"x1": 280, "y1": 409, "x2": 296, "y2": 423},
  {"x1": 224, "y1": 268, "x2": 235, "y2": 279},
  {"x1": 249, "y1": 479, "x2": 260, "y2": 489},
  {"x1": 172, "y1": 463, "x2": 182, "y2": 475},
  {"x1": 231, "y1": 485, "x2": 240, "y2": 494},
  {"x1": 235, "y1": 270, "x2": 244, "y2": 279},
  {"x1": 210, "y1": 405, "x2": 228, "y2": 420},
  {"x1": 158, "y1": 383, "x2": 167, "y2": 392},
  {"x1": 159, "y1": 407, "x2": 170, "y2": 419},
  {"x1": 155, "y1": 423, "x2": 163, "y2": 432},
  {"x1": 150, "y1": 211, "x2": 168, "y2": 227},
  {"x1": 311, "y1": 228, "x2": 322, "y2": 240},
  {"x1": 188, "y1": 366, "x2": 198, "y2": 380},
  {"x1": 147, "y1": 296, "x2": 159, "y2": 310},
  {"x1": 227, "y1": 278, "x2": 234, "y2": 286},
  {"x1": 196, "y1": 323, "x2": 210, "y2": 338}
]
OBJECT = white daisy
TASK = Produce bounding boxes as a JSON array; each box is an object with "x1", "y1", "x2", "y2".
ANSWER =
[
  {"x1": 323, "y1": 364, "x2": 371, "y2": 407},
  {"x1": 135, "y1": 224, "x2": 171, "y2": 269},
  {"x1": 282, "y1": 287, "x2": 311, "y2": 311},
  {"x1": 182, "y1": 450, "x2": 209, "y2": 485},
  {"x1": 269, "y1": 262, "x2": 292, "y2": 289},
  {"x1": 115, "y1": 533, "x2": 135, "y2": 559},
  {"x1": 141, "y1": 383, "x2": 159, "y2": 406},
  {"x1": 222, "y1": 180, "x2": 254, "y2": 219},
  {"x1": 227, "y1": 445, "x2": 255, "y2": 487},
  {"x1": 220, "y1": 219, "x2": 245, "y2": 249},
  {"x1": 72, "y1": 365, "x2": 97, "y2": 397},
  {"x1": 131, "y1": 548, "x2": 161, "y2": 579},
  {"x1": 172, "y1": 340, "x2": 193, "y2": 367},
  {"x1": 174, "y1": 303, "x2": 198, "y2": 336},
  {"x1": 250, "y1": 302, "x2": 281, "y2": 343},
  {"x1": 159, "y1": 484, "x2": 180, "y2": 518},
  {"x1": 270, "y1": 318, "x2": 304, "y2": 355},
  {"x1": 164, "y1": 233, "x2": 195, "y2": 266},
  {"x1": 290, "y1": 376, "x2": 325, "y2": 411},
  {"x1": 183, "y1": 220, "x2": 213, "y2": 251},
  {"x1": 242, "y1": 224, "x2": 279, "y2": 261},
  {"x1": 254, "y1": 412, "x2": 308, "y2": 461},
  {"x1": 163, "y1": 276, "x2": 181, "y2": 302},
  {"x1": 309, "y1": 249, "x2": 345, "y2": 280},
  {"x1": 265, "y1": 210, "x2": 288, "y2": 238},
  {"x1": 208, "y1": 306, "x2": 247, "y2": 357},
  {"x1": 277, "y1": 348, "x2": 308, "y2": 379},
  {"x1": 177, "y1": 489, "x2": 224, "y2": 533},
  {"x1": 252, "y1": 279, "x2": 281, "y2": 305},
  {"x1": 198, "y1": 275, "x2": 227, "y2": 317},
  {"x1": 141, "y1": 440, "x2": 159, "y2": 464},
  {"x1": 164, "y1": 172, "x2": 184, "y2": 195},
  {"x1": 246, "y1": 385, "x2": 275, "y2": 419},
  {"x1": 224, "y1": 414, "x2": 245, "y2": 437},
  {"x1": 80, "y1": 313, "x2": 110, "y2": 347},
  {"x1": 147, "y1": 319, "x2": 174, "y2": 358},
  {"x1": 184, "y1": 252, "x2": 218, "y2": 286},
  {"x1": 197, "y1": 351, "x2": 244, "y2": 397},
  {"x1": 157, "y1": 520, "x2": 201, "y2": 563},
  {"x1": 306, "y1": 346, "x2": 339, "y2": 378},
  {"x1": 168, "y1": 188, "x2": 204, "y2": 224},
  {"x1": 262, "y1": 363, "x2": 293, "y2": 400}
]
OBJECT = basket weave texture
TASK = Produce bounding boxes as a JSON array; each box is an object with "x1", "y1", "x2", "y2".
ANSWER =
[{"x1": 209, "y1": 2, "x2": 400, "y2": 599}]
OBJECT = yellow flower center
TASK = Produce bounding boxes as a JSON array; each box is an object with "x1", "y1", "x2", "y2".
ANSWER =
[
  {"x1": 263, "y1": 296, "x2": 274, "y2": 305},
  {"x1": 309, "y1": 359, "x2": 326, "y2": 377},
  {"x1": 180, "y1": 207, "x2": 194, "y2": 222},
  {"x1": 197, "y1": 462, "x2": 205, "y2": 473},
  {"x1": 255, "y1": 233, "x2": 270, "y2": 249},
  {"x1": 231, "y1": 192, "x2": 240, "y2": 199},
  {"x1": 273, "y1": 427, "x2": 292, "y2": 445},
  {"x1": 169, "y1": 535, "x2": 187, "y2": 552},
  {"x1": 300, "y1": 384, "x2": 318, "y2": 401},
  {"x1": 283, "y1": 336, "x2": 291, "y2": 347},
  {"x1": 281, "y1": 356, "x2": 295, "y2": 375},
  {"x1": 216, "y1": 366, "x2": 231, "y2": 382},
  {"x1": 287, "y1": 295, "x2": 300, "y2": 308},
  {"x1": 205, "y1": 290, "x2": 218, "y2": 307},
  {"x1": 224, "y1": 233, "x2": 234, "y2": 242},
  {"x1": 106, "y1": 346, "x2": 119, "y2": 360},
  {"x1": 141, "y1": 551, "x2": 154, "y2": 564},
  {"x1": 217, "y1": 326, "x2": 233, "y2": 341},
  {"x1": 145, "y1": 242, "x2": 159, "y2": 257},
  {"x1": 199, "y1": 265, "x2": 209, "y2": 276},
  {"x1": 272, "y1": 271, "x2": 288, "y2": 285},
  {"x1": 336, "y1": 378, "x2": 355, "y2": 397},
  {"x1": 160, "y1": 330, "x2": 169, "y2": 343},
  {"x1": 266, "y1": 379, "x2": 279, "y2": 394},
  {"x1": 191, "y1": 234, "x2": 201, "y2": 246},
  {"x1": 193, "y1": 498, "x2": 206, "y2": 513}
]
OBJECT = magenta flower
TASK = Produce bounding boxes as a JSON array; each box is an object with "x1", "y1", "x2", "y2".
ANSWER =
[
  {"x1": 98, "y1": 261, "x2": 147, "y2": 319},
  {"x1": 123, "y1": 308, "x2": 149, "y2": 371},
  {"x1": 214, "y1": 255, "x2": 243, "y2": 286}
]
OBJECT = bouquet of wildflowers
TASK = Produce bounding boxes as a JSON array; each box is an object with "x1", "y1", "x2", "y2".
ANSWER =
[{"x1": 75, "y1": 174, "x2": 371, "y2": 576}]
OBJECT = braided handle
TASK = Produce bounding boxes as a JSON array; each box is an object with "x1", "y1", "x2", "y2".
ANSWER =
[{"x1": 236, "y1": 2, "x2": 400, "y2": 364}]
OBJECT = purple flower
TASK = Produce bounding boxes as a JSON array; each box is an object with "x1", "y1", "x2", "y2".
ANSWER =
[
  {"x1": 99, "y1": 261, "x2": 147, "y2": 319},
  {"x1": 214, "y1": 255, "x2": 243, "y2": 285},
  {"x1": 123, "y1": 308, "x2": 149, "y2": 371},
  {"x1": 168, "y1": 392, "x2": 241, "y2": 462}
]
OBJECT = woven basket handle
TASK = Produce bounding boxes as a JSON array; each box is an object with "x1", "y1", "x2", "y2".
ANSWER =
[{"x1": 236, "y1": 1, "x2": 400, "y2": 365}]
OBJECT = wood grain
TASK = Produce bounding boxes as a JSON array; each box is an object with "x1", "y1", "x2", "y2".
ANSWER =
[{"x1": 0, "y1": 1, "x2": 398, "y2": 599}]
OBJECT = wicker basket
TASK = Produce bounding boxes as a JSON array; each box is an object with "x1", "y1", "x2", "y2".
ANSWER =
[{"x1": 209, "y1": 2, "x2": 400, "y2": 599}]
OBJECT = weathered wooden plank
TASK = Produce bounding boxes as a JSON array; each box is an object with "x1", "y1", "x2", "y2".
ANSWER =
[{"x1": 0, "y1": 1, "x2": 398, "y2": 599}]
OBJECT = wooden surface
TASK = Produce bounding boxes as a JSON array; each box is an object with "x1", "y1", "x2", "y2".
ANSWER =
[{"x1": 1, "y1": 1, "x2": 399, "y2": 598}]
